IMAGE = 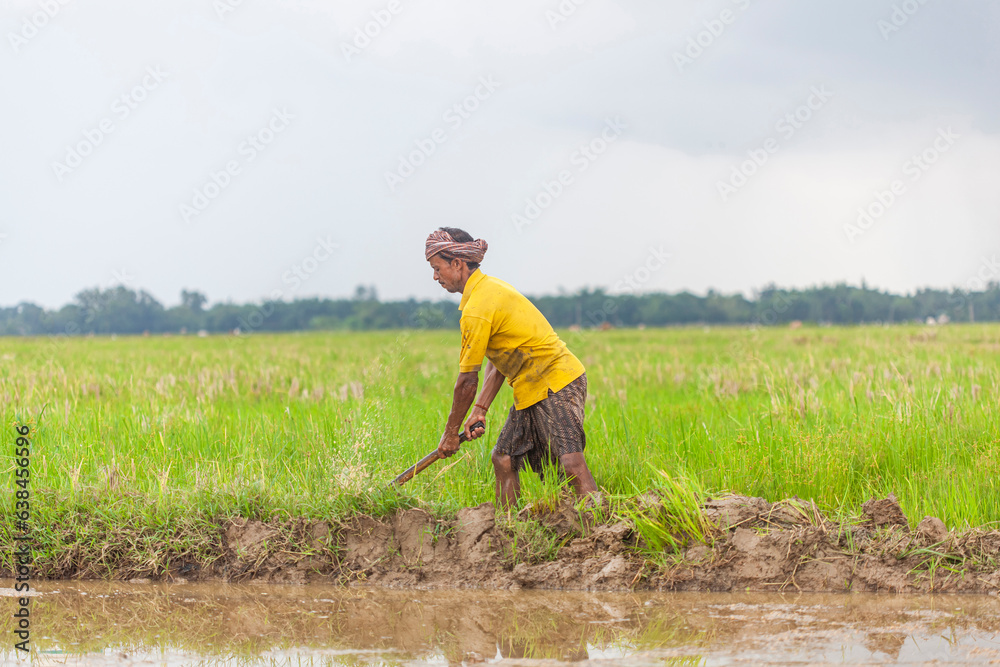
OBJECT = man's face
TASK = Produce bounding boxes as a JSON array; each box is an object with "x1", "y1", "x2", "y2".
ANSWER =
[{"x1": 429, "y1": 254, "x2": 465, "y2": 293}]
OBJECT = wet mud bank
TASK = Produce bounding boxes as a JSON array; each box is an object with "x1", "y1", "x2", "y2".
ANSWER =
[
  {"x1": 6, "y1": 494, "x2": 1000, "y2": 593},
  {"x1": 334, "y1": 495, "x2": 1000, "y2": 594}
]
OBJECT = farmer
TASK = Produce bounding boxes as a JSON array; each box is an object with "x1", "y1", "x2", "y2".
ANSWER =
[{"x1": 426, "y1": 227, "x2": 598, "y2": 508}]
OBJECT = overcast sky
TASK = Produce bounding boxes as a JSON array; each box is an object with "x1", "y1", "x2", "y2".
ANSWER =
[{"x1": 2, "y1": 0, "x2": 998, "y2": 309}]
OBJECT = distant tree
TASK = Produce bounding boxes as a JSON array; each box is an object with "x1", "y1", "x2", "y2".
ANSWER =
[
  {"x1": 10, "y1": 280, "x2": 1000, "y2": 337},
  {"x1": 353, "y1": 284, "x2": 379, "y2": 302},
  {"x1": 74, "y1": 286, "x2": 164, "y2": 334},
  {"x1": 12, "y1": 303, "x2": 44, "y2": 335},
  {"x1": 181, "y1": 290, "x2": 208, "y2": 313}
]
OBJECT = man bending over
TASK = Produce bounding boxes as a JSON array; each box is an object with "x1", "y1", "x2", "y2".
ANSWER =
[{"x1": 426, "y1": 227, "x2": 597, "y2": 508}]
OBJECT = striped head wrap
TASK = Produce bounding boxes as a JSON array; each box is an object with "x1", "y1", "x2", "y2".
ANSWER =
[{"x1": 425, "y1": 230, "x2": 488, "y2": 263}]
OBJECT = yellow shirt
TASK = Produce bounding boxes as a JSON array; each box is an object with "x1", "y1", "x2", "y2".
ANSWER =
[{"x1": 458, "y1": 269, "x2": 585, "y2": 409}]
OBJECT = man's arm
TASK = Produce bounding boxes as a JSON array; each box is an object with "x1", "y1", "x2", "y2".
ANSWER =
[
  {"x1": 463, "y1": 360, "x2": 505, "y2": 440},
  {"x1": 437, "y1": 371, "x2": 479, "y2": 458}
]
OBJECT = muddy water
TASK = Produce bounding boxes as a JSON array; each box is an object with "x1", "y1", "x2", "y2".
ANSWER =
[{"x1": 2, "y1": 581, "x2": 999, "y2": 665}]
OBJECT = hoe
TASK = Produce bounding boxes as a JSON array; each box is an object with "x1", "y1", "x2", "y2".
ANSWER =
[{"x1": 390, "y1": 420, "x2": 484, "y2": 487}]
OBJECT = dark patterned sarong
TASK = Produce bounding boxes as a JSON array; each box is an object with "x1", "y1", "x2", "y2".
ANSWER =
[{"x1": 493, "y1": 373, "x2": 587, "y2": 475}]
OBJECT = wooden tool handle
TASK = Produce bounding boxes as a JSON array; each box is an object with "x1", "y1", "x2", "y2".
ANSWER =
[{"x1": 390, "y1": 421, "x2": 484, "y2": 487}]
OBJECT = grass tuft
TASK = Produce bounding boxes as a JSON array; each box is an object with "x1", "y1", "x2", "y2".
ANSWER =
[{"x1": 621, "y1": 468, "x2": 714, "y2": 561}]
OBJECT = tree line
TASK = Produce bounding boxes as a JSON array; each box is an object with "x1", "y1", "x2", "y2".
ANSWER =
[{"x1": 2, "y1": 282, "x2": 998, "y2": 336}]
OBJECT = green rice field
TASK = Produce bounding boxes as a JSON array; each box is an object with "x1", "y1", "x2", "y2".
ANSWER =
[{"x1": 2, "y1": 324, "x2": 1000, "y2": 563}]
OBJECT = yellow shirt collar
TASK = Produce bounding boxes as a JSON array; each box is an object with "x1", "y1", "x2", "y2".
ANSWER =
[{"x1": 458, "y1": 269, "x2": 485, "y2": 311}]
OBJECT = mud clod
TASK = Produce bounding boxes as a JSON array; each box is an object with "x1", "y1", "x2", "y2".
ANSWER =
[
  {"x1": 457, "y1": 503, "x2": 495, "y2": 548},
  {"x1": 795, "y1": 558, "x2": 852, "y2": 591},
  {"x1": 729, "y1": 529, "x2": 787, "y2": 581},
  {"x1": 521, "y1": 502, "x2": 581, "y2": 537},
  {"x1": 457, "y1": 503, "x2": 502, "y2": 563},
  {"x1": 703, "y1": 495, "x2": 770, "y2": 530},
  {"x1": 731, "y1": 528, "x2": 761, "y2": 553},
  {"x1": 684, "y1": 545, "x2": 711, "y2": 562},
  {"x1": 343, "y1": 516, "x2": 392, "y2": 571},
  {"x1": 392, "y1": 509, "x2": 437, "y2": 564},
  {"x1": 225, "y1": 519, "x2": 277, "y2": 559},
  {"x1": 917, "y1": 516, "x2": 948, "y2": 544},
  {"x1": 862, "y1": 493, "x2": 909, "y2": 529},
  {"x1": 308, "y1": 521, "x2": 331, "y2": 549}
]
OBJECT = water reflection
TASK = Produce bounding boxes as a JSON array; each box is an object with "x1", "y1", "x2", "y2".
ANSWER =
[{"x1": 2, "y1": 581, "x2": 1000, "y2": 665}]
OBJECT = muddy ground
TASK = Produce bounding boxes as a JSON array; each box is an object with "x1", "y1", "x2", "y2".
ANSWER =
[{"x1": 6, "y1": 494, "x2": 1000, "y2": 593}]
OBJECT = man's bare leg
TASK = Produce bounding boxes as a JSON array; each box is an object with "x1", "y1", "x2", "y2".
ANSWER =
[
  {"x1": 492, "y1": 452, "x2": 521, "y2": 509},
  {"x1": 559, "y1": 452, "x2": 598, "y2": 498}
]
